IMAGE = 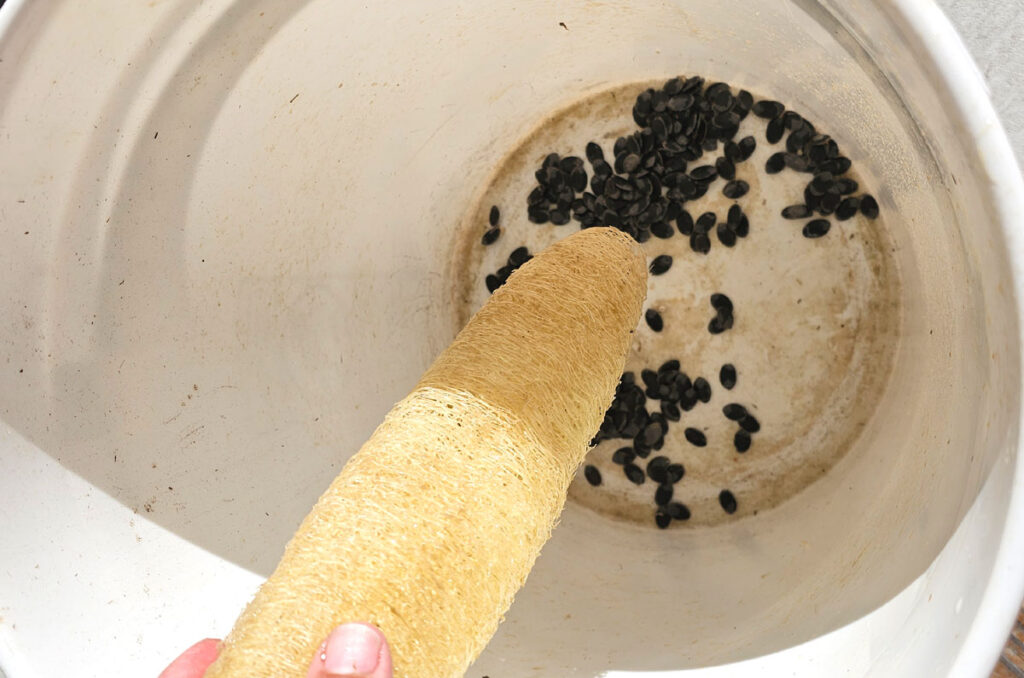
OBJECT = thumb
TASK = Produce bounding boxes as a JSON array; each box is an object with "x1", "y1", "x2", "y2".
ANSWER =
[
  {"x1": 158, "y1": 638, "x2": 220, "y2": 678},
  {"x1": 306, "y1": 623, "x2": 393, "y2": 678}
]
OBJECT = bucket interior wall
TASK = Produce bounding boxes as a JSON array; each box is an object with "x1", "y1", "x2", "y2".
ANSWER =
[{"x1": 0, "y1": 0, "x2": 1017, "y2": 673}]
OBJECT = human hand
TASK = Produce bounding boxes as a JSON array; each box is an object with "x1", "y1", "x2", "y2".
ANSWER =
[{"x1": 159, "y1": 623, "x2": 394, "y2": 678}]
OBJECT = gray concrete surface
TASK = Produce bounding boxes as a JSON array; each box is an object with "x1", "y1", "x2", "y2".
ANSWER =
[{"x1": 938, "y1": 0, "x2": 1024, "y2": 163}]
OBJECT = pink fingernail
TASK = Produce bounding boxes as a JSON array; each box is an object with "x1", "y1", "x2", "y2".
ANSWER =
[{"x1": 323, "y1": 623, "x2": 383, "y2": 677}]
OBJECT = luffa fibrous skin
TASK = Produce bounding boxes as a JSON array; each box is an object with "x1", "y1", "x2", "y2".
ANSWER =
[{"x1": 204, "y1": 228, "x2": 647, "y2": 678}]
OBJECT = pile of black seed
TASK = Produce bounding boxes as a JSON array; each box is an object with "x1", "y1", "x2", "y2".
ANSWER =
[
  {"x1": 479, "y1": 74, "x2": 882, "y2": 527},
  {"x1": 581, "y1": 349, "x2": 758, "y2": 524},
  {"x1": 524, "y1": 76, "x2": 762, "y2": 249}
]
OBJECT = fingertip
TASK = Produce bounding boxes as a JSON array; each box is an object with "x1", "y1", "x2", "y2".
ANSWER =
[
  {"x1": 309, "y1": 623, "x2": 393, "y2": 678},
  {"x1": 158, "y1": 638, "x2": 221, "y2": 678}
]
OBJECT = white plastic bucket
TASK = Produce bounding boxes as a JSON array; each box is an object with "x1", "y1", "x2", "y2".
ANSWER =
[{"x1": 0, "y1": 1, "x2": 1022, "y2": 676}]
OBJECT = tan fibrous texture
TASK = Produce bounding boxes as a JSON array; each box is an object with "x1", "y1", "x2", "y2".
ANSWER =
[{"x1": 203, "y1": 228, "x2": 647, "y2": 678}]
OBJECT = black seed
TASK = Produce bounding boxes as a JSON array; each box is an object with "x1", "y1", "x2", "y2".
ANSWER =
[
  {"x1": 542, "y1": 152, "x2": 561, "y2": 168},
  {"x1": 668, "y1": 94, "x2": 694, "y2": 112},
  {"x1": 651, "y1": 90, "x2": 669, "y2": 113},
  {"x1": 650, "y1": 117, "x2": 668, "y2": 141},
  {"x1": 548, "y1": 209, "x2": 570, "y2": 226},
  {"x1": 684, "y1": 427, "x2": 707, "y2": 447},
  {"x1": 537, "y1": 166, "x2": 562, "y2": 187},
  {"x1": 715, "y1": 156, "x2": 736, "y2": 181},
  {"x1": 592, "y1": 159, "x2": 612, "y2": 177},
  {"x1": 528, "y1": 206, "x2": 550, "y2": 224},
  {"x1": 486, "y1": 206, "x2": 498, "y2": 228},
  {"x1": 612, "y1": 447, "x2": 636, "y2": 465},
  {"x1": 722, "y1": 180, "x2": 749, "y2": 199},
  {"x1": 678, "y1": 174, "x2": 699, "y2": 198},
  {"x1": 659, "y1": 359, "x2": 680, "y2": 374},
  {"x1": 783, "y1": 153, "x2": 810, "y2": 171},
  {"x1": 738, "y1": 414, "x2": 761, "y2": 433},
  {"x1": 509, "y1": 246, "x2": 530, "y2": 266},
  {"x1": 695, "y1": 211, "x2": 716, "y2": 233},
  {"x1": 647, "y1": 455, "x2": 670, "y2": 482},
  {"x1": 694, "y1": 377, "x2": 711, "y2": 402},
  {"x1": 690, "y1": 232, "x2": 711, "y2": 254},
  {"x1": 717, "y1": 222, "x2": 737, "y2": 247},
  {"x1": 824, "y1": 138, "x2": 840, "y2": 159},
  {"x1": 724, "y1": 205, "x2": 740, "y2": 227},
  {"x1": 559, "y1": 156, "x2": 583, "y2": 173},
  {"x1": 752, "y1": 100, "x2": 784, "y2": 119},
  {"x1": 585, "y1": 141, "x2": 604, "y2": 163},
  {"x1": 765, "y1": 152, "x2": 786, "y2": 174},
  {"x1": 645, "y1": 308, "x2": 664, "y2": 332},
  {"x1": 642, "y1": 422, "x2": 663, "y2": 446},
  {"x1": 622, "y1": 153, "x2": 642, "y2": 173},
  {"x1": 808, "y1": 141, "x2": 830, "y2": 165},
  {"x1": 660, "y1": 400, "x2": 681, "y2": 421},
  {"x1": 624, "y1": 463, "x2": 645, "y2": 484},
  {"x1": 811, "y1": 171, "x2": 834, "y2": 193},
  {"x1": 569, "y1": 168, "x2": 588, "y2": 192},
  {"x1": 665, "y1": 463, "x2": 685, "y2": 484},
  {"x1": 820, "y1": 190, "x2": 841, "y2": 213},
  {"x1": 584, "y1": 464, "x2": 602, "y2": 486},
  {"x1": 668, "y1": 502, "x2": 691, "y2": 520},
  {"x1": 677, "y1": 210, "x2": 694, "y2": 236},
  {"x1": 655, "y1": 509, "x2": 672, "y2": 529},
  {"x1": 724, "y1": 141, "x2": 741, "y2": 163},
  {"x1": 650, "y1": 254, "x2": 673, "y2": 275},
  {"x1": 835, "y1": 178, "x2": 859, "y2": 194},
  {"x1": 737, "y1": 135, "x2": 757, "y2": 160},
  {"x1": 766, "y1": 115, "x2": 785, "y2": 144},
  {"x1": 708, "y1": 83, "x2": 731, "y2": 108},
  {"x1": 527, "y1": 186, "x2": 546, "y2": 206},
  {"x1": 641, "y1": 368, "x2": 659, "y2": 389},
  {"x1": 655, "y1": 483, "x2": 674, "y2": 506},
  {"x1": 860, "y1": 194, "x2": 879, "y2": 219},
  {"x1": 651, "y1": 220, "x2": 675, "y2": 239},
  {"x1": 735, "y1": 214, "x2": 749, "y2": 237},
  {"x1": 719, "y1": 363, "x2": 737, "y2": 389},
  {"x1": 723, "y1": 403, "x2": 748, "y2": 420},
  {"x1": 782, "y1": 111, "x2": 804, "y2": 130},
  {"x1": 481, "y1": 227, "x2": 501, "y2": 246},
  {"x1": 681, "y1": 75, "x2": 704, "y2": 93},
  {"x1": 734, "y1": 430, "x2": 752, "y2": 453},
  {"x1": 787, "y1": 128, "x2": 811, "y2": 154},
  {"x1": 664, "y1": 76, "x2": 685, "y2": 95},
  {"x1": 718, "y1": 489, "x2": 738, "y2": 514},
  {"x1": 485, "y1": 274, "x2": 500, "y2": 293},
  {"x1": 836, "y1": 196, "x2": 860, "y2": 220},
  {"x1": 710, "y1": 293, "x2": 733, "y2": 312},
  {"x1": 804, "y1": 186, "x2": 821, "y2": 210},
  {"x1": 782, "y1": 204, "x2": 811, "y2": 219},
  {"x1": 690, "y1": 164, "x2": 718, "y2": 182},
  {"x1": 803, "y1": 219, "x2": 831, "y2": 238}
]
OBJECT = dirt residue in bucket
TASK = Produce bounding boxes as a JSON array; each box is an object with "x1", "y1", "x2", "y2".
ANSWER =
[{"x1": 451, "y1": 80, "x2": 901, "y2": 528}]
